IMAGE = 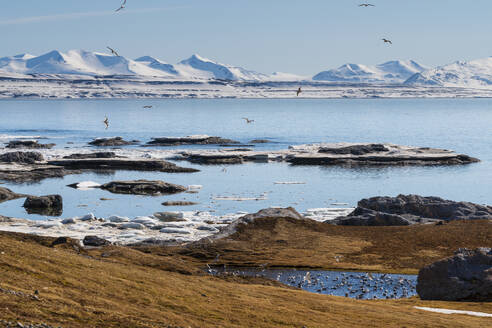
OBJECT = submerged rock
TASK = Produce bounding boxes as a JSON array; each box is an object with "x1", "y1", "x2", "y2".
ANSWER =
[
  {"x1": 249, "y1": 139, "x2": 270, "y2": 144},
  {"x1": 5, "y1": 140, "x2": 55, "y2": 149},
  {"x1": 0, "y1": 187, "x2": 24, "y2": 203},
  {"x1": 147, "y1": 135, "x2": 239, "y2": 146},
  {"x1": 333, "y1": 194, "x2": 492, "y2": 226},
  {"x1": 88, "y1": 137, "x2": 138, "y2": 147},
  {"x1": 23, "y1": 195, "x2": 63, "y2": 216},
  {"x1": 162, "y1": 201, "x2": 199, "y2": 206},
  {"x1": 0, "y1": 151, "x2": 44, "y2": 164},
  {"x1": 100, "y1": 180, "x2": 187, "y2": 196},
  {"x1": 417, "y1": 248, "x2": 492, "y2": 301}
]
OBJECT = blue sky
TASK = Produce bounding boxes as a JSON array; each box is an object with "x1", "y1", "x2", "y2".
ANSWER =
[{"x1": 1, "y1": 0, "x2": 491, "y2": 75}]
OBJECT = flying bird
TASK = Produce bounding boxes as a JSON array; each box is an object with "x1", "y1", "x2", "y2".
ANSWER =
[
  {"x1": 103, "y1": 116, "x2": 109, "y2": 129},
  {"x1": 359, "y1": 3, "x2": 375, "y2": 7},
  {"x1": 296, "y1": 87, "x2": 302, "y2": 96},
  {"x1": 107, "y1": 46, "x2": 119, "y2": 56},
  {"x1": 242, "y1": 117, "x2": 255, "y2": 124},
  {"x1": 142, "y1": 105, "x2": 153, "y2": 109},
  {"x1": 115, "y1": 0, "x2": 126, "y2": 12},
  {"x1": 382, "y1": 38, "x2": 393, "y2": 44}
]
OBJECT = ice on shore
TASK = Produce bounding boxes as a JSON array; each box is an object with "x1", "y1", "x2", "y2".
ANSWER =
[
  {"x1": 414, "y1": 307, "x2": 492, "y2": 318},
  {"x1": 0, "y1": 207, "x2": 352, "y2": 245}
]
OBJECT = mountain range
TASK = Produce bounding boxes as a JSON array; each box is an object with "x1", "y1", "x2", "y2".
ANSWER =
[{"x1": 1, "y1": 49, "x2": 492, "y2": 88}]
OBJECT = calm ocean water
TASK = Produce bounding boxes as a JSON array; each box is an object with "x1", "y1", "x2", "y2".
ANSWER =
[{"x1": 0, "y1": 98, "x2": 491, "y2": 220}]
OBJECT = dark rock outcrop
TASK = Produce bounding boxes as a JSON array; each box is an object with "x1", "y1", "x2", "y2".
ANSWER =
[
  {"x1": 47, "y1": 158, "x2": 199, "y2": 173},
  {"x1": 332, "y1": 207, "x2": 412, "y2": 226},
  {"x1": 0, "y1": 151, "x2": 44, "y2": 164},
  {"x1": 417, "y1": 248, "x2": 492, "y2": 301},
  {"x1": 0, "y1": 165, "x2": 74, "y2": 183},
  {"x1": 88, "y1": 137, "x2": 138, "y2": 147},
  {"x1": 5, "y1": 140, "x2": 55, "y2": 149},
  {"x1": 0, "y1": 187, "x2": 24, "y2": 203},
  {"x1": 83, "y1": 235, "x2": 112, "y2": 247},
  {"x1": 334, "y1": 194, "x2": 492, "y2": 226},
  {"x1": 100, "y1": 180, "x2": 187, "y2": 195},
  {"x1": 23, "y1": 195, "x2": 63, "y2": 216},
  {"x1": 162, "y1": 201, "x2": 199, "y2": 206},
  {"x1": 147, "y1": 136, "x2": 239, "y2": 146},
  {"x1": 184, "y1": 154, "x2": 243, "y2": 164},
  {"x1": 319, "y1": 143, "x2": 389, "y2": 155},
  {"x1": 63, "y1": 152, "x2": 118, "y2": 159}
]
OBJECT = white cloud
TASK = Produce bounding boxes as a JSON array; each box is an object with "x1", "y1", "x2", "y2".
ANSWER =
[{"x1": 0, "y1": 7, "x2": 184, "y2": 26}]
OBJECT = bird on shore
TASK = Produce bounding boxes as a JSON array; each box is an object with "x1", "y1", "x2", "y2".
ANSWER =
[
  {"x1": 103, "y1": 116, "x2": 109, "y2": 129},
  {"x1": 142, "y1": 105, "x2": 153, "y2": 109},
  {"x1": 359, "y1": 3, "x2": 375, "y2": 7},
  {"x1": 242, "y1": 117, "x2": 255, "y2": 124},
  {"x1": 107, "y1": 46, "x2": 120, "y2": 56},
  {"x1": 115, "y1": 0, "x2": 126, "y2": 12},
  {"x1": 382, "y1": 38, "x2": 393, "y2": 44},
  {"x1": 296, "y1": 87, "x2": 302, "y2": 96}
]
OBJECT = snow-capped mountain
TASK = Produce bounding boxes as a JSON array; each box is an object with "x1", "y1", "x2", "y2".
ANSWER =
[
  {"x1": 313, "y1": 60, "x2": 428, "y2": 83},
  {"x1": 175, "y1": 54, "x2": 269, "y2": 81},
  {"x1": 0, "y1": 50, "x2": 173, "y2": 77},
  {"x1": 0, "y1": 50, "x2": 271, "y2": 81},
  {"x1": 405, "y1": 57, "x2": 492, "y2": 88}
]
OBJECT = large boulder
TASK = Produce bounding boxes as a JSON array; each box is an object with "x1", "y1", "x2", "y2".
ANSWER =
[
  {"x1": 83, "y1": 235, "x2": 112, "y2": 247},
  {"x1": 334, "y1": 194, "x2": 492, "y2": 226},
  {"x1": 100, "y1": 180, "x2": 187, "y2": 195},
  {"x1": 417, "y1": 248, "x2": 492, "y2": 301},
  {"x1": 0, "y1": 151, "x2": 44, "y2": 164},
  {"x1": 23, "y1": 195, "x2": 63, "y2": 216}
]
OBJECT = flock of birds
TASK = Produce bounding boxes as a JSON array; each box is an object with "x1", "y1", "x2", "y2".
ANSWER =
[
  {"x1": 210, "y1": 266, "x2": 417, "y2": 300},
  {"x1": 101, "y1": 2, "x2": 390, "y2": 128}
]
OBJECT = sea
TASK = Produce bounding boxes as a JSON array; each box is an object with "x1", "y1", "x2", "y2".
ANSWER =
[{"x1": 0, "y1": 98, "x2": 491, "y2": 220}]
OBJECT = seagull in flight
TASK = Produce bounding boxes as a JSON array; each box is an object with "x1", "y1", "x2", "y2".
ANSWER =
[
  {"x1": 107, "y1": 46, "x2": 120, "y2": 56},
  {"x1": 142, "y1": 105, "x2": 153, "y2": 109},
  {"x1": 359, "y1": 3, "x2": 375, "y2": 7},
  {"x1": 296, "y1": 87, "x2": 302, "y2": 96},
  {"x1": 103, "y1": 116, "x2": 109, "y2": 129},
  {"x1": 382, "y1": 38, "x2": 393, "y2": 44},
  {"x1": 242, "y1": 117, "x2": 255, "y2": 124},
  {"x1": 115, "y1": 0, "x2": 126, "y2": 12}
]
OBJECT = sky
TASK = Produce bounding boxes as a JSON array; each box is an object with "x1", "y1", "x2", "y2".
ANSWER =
[{"x1": 1, "y1": 0, "x2": 492, "y2": 75}]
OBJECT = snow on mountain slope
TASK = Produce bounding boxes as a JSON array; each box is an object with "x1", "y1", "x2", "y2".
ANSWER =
[
  {"x1": 134, "y1": 56, "x2": 179, "y2": 76},
  {"x1": 176, "y1": 54, "x2": 269, "y2": 81},
  {"x1": 405, "y1": 57, "x2": 492, "y2": 88},
  {"x1": 0, "y1": 50, "x2": 173, "y2": 77},
  {"x1": 313, "y1": 60, "x2": 428, "y2": 83}
]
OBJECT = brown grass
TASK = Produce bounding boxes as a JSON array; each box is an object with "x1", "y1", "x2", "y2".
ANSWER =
[
  {"x1": 167, "y1": 218, "x2": 492, "y2": 274},
  {"x1": 0, "y1": 225, "x2": 491, "y2": 327}
]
